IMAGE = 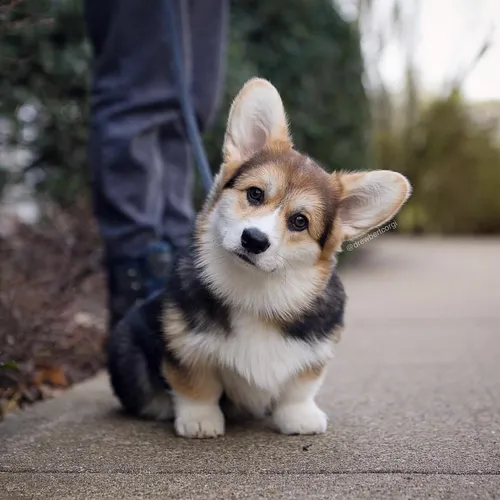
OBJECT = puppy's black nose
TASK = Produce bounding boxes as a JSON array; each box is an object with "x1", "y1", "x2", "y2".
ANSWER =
[{"x1": 241, "y1": 227, "x2": 270, "y2": 254}]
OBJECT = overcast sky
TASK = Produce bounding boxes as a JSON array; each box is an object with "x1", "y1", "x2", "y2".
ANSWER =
[{"x1": 337, "y1": 0, "x2": 500, "y2": 101}]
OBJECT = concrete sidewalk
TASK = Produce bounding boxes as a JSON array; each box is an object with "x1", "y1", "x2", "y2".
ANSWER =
[{"x1": 1, "y1": 237, "x2": 500, "y2": 499}]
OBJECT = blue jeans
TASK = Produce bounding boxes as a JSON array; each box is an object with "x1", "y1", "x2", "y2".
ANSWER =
[{"x1": 84, "y1": 0, "x2": 228, "y2": 259}]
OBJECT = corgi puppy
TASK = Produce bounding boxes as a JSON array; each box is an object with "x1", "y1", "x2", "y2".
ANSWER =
[{"x1": 108, "y1": 78, "x2": 411, "y2": 438}]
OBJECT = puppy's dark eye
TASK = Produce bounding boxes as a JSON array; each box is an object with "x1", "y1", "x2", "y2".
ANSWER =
[
  {"x1": 247, "y1": 187, "x2": 264, "y2": 205},
  {"x1": 288, "y1": 213, "x2": 309, "y2": 232}
]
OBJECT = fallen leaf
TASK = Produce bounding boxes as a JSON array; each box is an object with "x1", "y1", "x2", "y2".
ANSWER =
[
  {"x1": 0, "y1": 393, "x2": 21, "y2": 418},
  {"x1": 33, "y1": 366, "x2": 69, "y2": 388}
]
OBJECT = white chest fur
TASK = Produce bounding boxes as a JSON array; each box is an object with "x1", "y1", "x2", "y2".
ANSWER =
[
  {"x1": 223, "y1": 313, "x2": 333, "y2": 390},
  {"x1": 178, "y1": 311, "x2": 334, "y2": 394}
]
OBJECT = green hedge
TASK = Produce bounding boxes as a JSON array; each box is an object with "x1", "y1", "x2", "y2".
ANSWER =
[
  {"x1": 1, "y1": 0, "x2": 90, "y2": 203},
  {"x1": 206, "y1": 1, "x2": 369, "y2": 173},
  {"x1": 375, "y1": 92, "x2": 500, "y2": 234}
]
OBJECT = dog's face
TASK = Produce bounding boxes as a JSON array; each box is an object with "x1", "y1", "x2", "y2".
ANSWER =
[
  {"x1": 197, "y1": 78, "x2": 411, "y2": 280},
  {"x1": 210, "y1": 148, "x2": 338, "y2": 273}
]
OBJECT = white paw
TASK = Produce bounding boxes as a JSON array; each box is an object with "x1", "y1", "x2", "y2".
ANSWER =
[
  {"x1": 174, "y1": 404, "x2": 225, "y2": 439},
  {"x1": 273, "y1": 402, "x2": 328, "y2": 435}
]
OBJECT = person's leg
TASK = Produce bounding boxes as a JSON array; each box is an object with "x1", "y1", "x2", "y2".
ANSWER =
[
  {"x1": 158, "y1": 127, "x2": 194, "y2": 251},
  {"x1": 84, "y1": 0, "x2": 192, "y2": 326},
  {"x1": 190, "y1": 0, "x2": 229, "y2": 131},
  {"x1": 160, "y1": 0, "x2": 229, "y2": 245}
]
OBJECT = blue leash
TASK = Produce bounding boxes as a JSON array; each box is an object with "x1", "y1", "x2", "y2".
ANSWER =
[{"x1": 163, "y1": 1, "x2": 214, "y2": 194}]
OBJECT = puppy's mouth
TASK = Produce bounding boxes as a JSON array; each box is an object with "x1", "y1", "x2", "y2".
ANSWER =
[
  {"x1": 234, "y1": 251, "x2": 256, "y2": 267},
  {"x1": 231, "y1": 250, "x2": 278, "y2": 273}
]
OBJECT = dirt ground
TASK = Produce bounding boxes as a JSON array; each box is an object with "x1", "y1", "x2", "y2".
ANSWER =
[{"x1": 0, "y1": 199, "x2": 107, "y2": 418}]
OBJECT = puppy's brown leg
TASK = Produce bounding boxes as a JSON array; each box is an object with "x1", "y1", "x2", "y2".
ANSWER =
[
  {"x1": 273, "y1": 365, "x2": 328, "y2": 435},
  {"x1": 163, "y1": 361, "x2": 224, "y2": 438}
]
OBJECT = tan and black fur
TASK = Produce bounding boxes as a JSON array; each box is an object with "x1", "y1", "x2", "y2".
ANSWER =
[{"x1": 108, "y1": 78, "x2": 411, "y2": 437}]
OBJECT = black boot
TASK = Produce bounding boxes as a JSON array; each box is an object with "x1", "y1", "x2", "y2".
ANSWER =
[{"x1": 106, "y1": 241, "x2": 174, "y2": 329}]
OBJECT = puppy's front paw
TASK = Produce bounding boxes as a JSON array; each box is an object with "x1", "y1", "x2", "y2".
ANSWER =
[
  {"x1": 273, "y1": 402, "x2": 327, "y2": 435},
  {"x1": 175, "y1": 404, "x2": 225, "y2": 439}
]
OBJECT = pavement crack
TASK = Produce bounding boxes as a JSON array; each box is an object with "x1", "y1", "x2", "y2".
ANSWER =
[{"x1": 1, "y1": 470, "x2": 500, "y2": 476}]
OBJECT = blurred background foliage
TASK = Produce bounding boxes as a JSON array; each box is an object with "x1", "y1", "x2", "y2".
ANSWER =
[
  {"x1": 0, "y1": 0, "x2": 90, "y2": 204},
  {"x1": 376, "y1": 92, "x2": 500, "y2": 234},
  {"x1": 204, "y1": 1, "x2": 370, "y2": 173},
  {"x1": 355, "y1": 0, "x2": 500, "y2": 234},
  {"x1": 0, "y1": 0, "x2": 369, "y2": 208},
  {"x1": 1, "y1": 0, "x2": 499, "y2": 233}
]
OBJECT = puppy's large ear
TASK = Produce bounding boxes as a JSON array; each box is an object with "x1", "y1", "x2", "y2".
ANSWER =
[
  {"x1": 336, "y1": 170, "x2": 411, "y2": 240},
  {"x1": 223, "y1": 78, "x2": 292, "y2": 165}
]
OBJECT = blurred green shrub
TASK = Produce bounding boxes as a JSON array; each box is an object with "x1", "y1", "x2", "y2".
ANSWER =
[
  {"x1": 205, "y1": 0, "x2": 370, "y2": 173},
  {"x1": 1, "y1": 0, "x2": 368, "y2": 207},
  {"x1": 375, "y1": 92, "x2": 500, "y2": 234},
  {"x1": 0, "y1": 0, "x2": 90, "y2": 205}
]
